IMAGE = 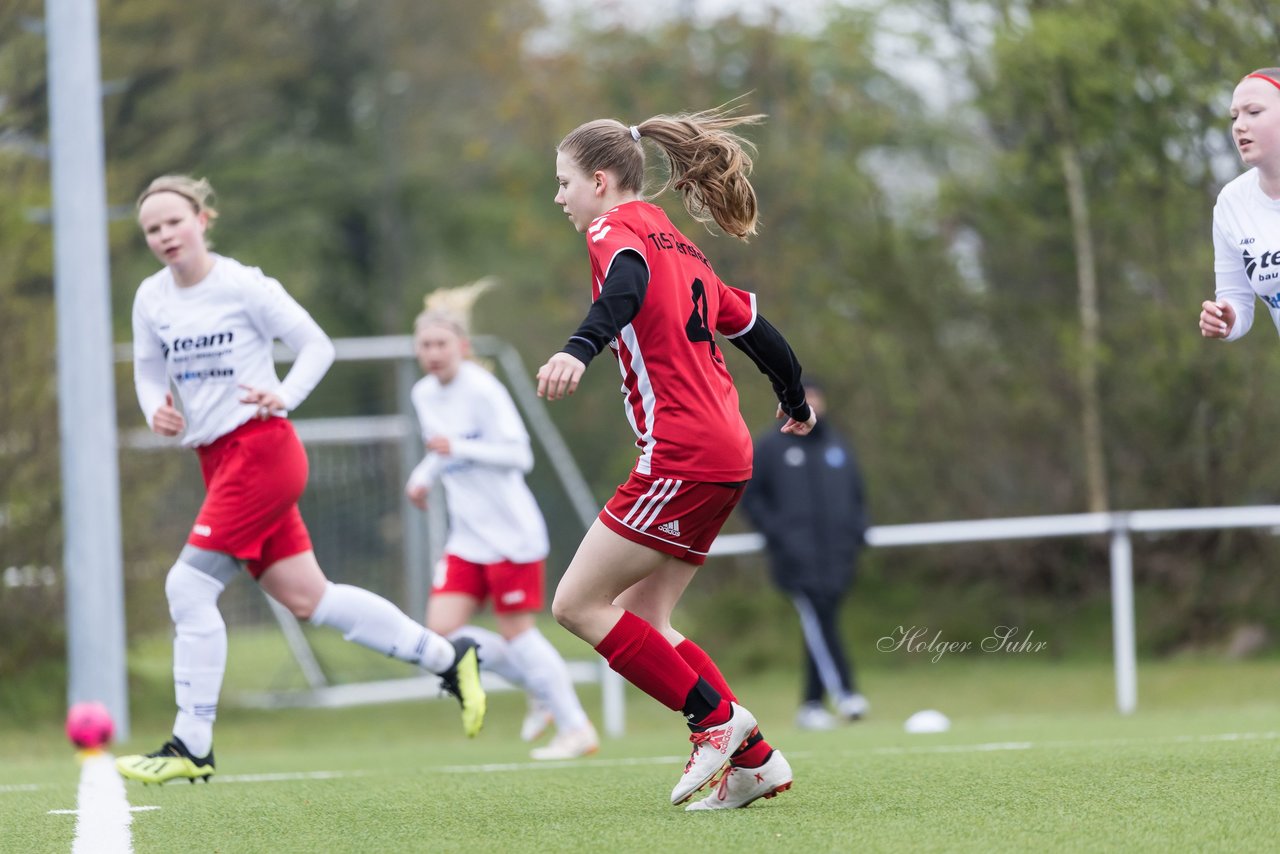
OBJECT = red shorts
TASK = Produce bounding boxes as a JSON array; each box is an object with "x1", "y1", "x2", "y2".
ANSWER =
[
  {"x1": 190, "y1": 417, "x2": 313, "y2": 578},
  {"x1": 432, "y1": 554, "x2": 546, "y2": 614},
  {"x1": 599, "y1": 472, "x2": 744, "y2": 565}
]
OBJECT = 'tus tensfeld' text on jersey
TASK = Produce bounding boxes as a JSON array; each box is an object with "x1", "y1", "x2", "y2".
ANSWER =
[{"x1": 586, "y1": 201, "x2": 757, "y2": 482}]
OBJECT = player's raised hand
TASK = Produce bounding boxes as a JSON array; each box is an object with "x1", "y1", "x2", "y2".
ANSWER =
[
  {"x1": 1200, "y1": 300, "x2": 1236, "y2": 339},
  {"x1": 536, "y1": 352, "x2": 586, "y2": 401},
  {"x1": 151, "y1": 392, "x2": 186, "y2": 437},
  {"x1": 777, "y1": 403, "x2": 817, "y2": 436}
]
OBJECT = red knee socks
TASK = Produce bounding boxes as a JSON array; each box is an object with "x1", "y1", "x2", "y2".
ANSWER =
[{"x1": 675, "y1": 638, "x2": 774, "y2": 767}]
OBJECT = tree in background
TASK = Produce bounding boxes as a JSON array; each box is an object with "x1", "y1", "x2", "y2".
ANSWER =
[
  {"x1": 916, "y1": 0, "x2": 1280, "y2": 642},
  {"x1": 0, "y1": 3, "x2": 71, "y2": 701},
  {"x1": 6, "y1": 0, "x2": 1280, "y2": 695}
]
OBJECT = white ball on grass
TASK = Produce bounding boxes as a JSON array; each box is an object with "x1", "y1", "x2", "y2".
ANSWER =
[{"x1": 904, "y1": 709, "x2": 950, "y2": 734}]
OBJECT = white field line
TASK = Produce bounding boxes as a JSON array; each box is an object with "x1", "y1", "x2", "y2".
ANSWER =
[
  {"x1": 216, "y1": 770, "x2": 370, "y2": 783},
  {"x1": 435, "y1": 729, "x2": 1280, "y2": 774},
  {"x1": 50, "y1": 806, "x2": 160, "y2": 815},
  {"x1": 1005, "y1": 729, "x2": 1280, "y2": 752},
  {"x1": 69, "y1": 752, "x2": 132, "y2": 854},
  {"x1": 437, "y1": 755, "x2": 693, "y2": 773},
  {"x1": 47, "y1": 766, "x2": 364, "y2": 853},
  {"x1": 23, "y1": 729, "x2": 1278, "y2": 813},
  {"x1": 432, "y1": 745, "x2": 1041, "y2": 774}
]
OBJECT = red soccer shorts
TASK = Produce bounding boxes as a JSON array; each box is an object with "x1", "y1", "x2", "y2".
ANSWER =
[
  {"x1": 432, "y1": 554, "x2": 546, "y2": 614},
  {"x1": 190, "y1": 417, "x2": 313, "y2": 578},
  {"x1": 599, "y1": 471, "x2": 744, "y2": 565}
]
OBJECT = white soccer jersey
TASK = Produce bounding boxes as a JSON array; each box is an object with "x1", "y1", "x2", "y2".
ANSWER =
[
  {"x1": 407, "y1": 360, "x2": 550, "y2": 564},
  {"x1": 132, "y1": 255, "x2": 334, "y2": 447},
  {"x1": 1213, "y1": 168, "x2": 1280, "y2": 341}
]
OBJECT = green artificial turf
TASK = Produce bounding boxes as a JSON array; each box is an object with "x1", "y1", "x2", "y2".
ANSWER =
[{"x1": 2, "y1": 655, "x2": 1277, "y2": 853}]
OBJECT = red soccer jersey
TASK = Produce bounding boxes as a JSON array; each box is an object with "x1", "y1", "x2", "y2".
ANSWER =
[{"x1": 584, "y1": 200, "x2": 757, "y2": 481}]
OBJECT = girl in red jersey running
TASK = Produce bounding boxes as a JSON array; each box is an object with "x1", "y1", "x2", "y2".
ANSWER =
[
  {"x1": 537, "y1": 108, "x2": 815, "y2": 810},
  {"x1": 116, "y1": 175, "x2": 485, "y2": 786}
]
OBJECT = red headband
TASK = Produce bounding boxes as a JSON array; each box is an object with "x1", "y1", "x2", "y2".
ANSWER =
[{"x1": 1246, "y1": 73, "x2": 1280, "y2": 93}]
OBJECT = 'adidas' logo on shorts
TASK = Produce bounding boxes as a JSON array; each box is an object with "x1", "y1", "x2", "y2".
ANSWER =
[{"x1": 656, "y1": 519, "x2": 682, "y2": 537}]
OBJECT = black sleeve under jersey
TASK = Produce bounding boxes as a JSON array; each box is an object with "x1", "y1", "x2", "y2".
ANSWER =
[
  {"x1": 730, "y1": 313, "x2": 812, "y2": 425},
  {"x1": 561, "y1": 250, "x2": 648, "y2": 366}
]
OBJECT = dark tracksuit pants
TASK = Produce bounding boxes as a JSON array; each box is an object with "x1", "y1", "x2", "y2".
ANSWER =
[{"x1": 790, "y1": 587, "x2": 856, "y2": 704}]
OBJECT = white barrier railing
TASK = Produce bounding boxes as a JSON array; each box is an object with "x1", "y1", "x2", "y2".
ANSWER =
[
  {"x1": 711, "y1": 506, "x2": 1280, "y2": 714},
  {"x1": 115, "y1": 338, "x2": 1280, "y2": 720}
]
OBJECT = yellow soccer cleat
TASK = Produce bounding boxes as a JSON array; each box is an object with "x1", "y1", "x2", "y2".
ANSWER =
[
  {"x1": 439, "y1": 638, "x2": 486, "y2": 737},
  {"x1": 116, "y1": 738, "x2": 215, "y2": 785}
]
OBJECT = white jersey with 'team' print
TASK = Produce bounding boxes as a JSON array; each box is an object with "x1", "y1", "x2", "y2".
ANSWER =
[
  {"x1": 131, "y1": 254, "x2": 332, "y2": 447},
  {"x1": 1213, "y1": 168, "x2": 1280, "y2": 341},
  {"x1": 407, "y1": 360, "x2": 550, "y2": 564}
]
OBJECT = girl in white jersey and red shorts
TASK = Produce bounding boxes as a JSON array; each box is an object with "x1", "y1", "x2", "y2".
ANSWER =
[
  {"x1": 1200, "y1": 68, "x2": 1280, "y2": 343},
  {"x1": 405, "y1": 280, "x2": 597, "y2": 760},
  {"x1": 116, "y1": 175, "x2": 485, "y2": 786},
  {"x1": 537, "y1": 107, "x2": 816, "y2": 810}
]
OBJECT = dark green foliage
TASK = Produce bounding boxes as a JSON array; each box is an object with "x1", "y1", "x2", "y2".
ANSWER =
[{"x1": 4, "y1": 0, "x2": 1280, "y2": 695}]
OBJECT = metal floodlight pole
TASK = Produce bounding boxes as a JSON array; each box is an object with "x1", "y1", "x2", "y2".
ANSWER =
[{"x1": 47, "y1": 0, "x2": 130, "y2": 739}]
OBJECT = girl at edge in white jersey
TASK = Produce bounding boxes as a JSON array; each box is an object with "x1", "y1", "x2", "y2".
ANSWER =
[
  {"x1": 405, "y1": 280, "x2": 598, "y2": 760},
  {"x1": 537, "y1": 107, "x2": 815, "y2": 811},
  {"x1": 1200, "y1": 68, "x2": 1280, "y2": 340},
  {"x1": 116, "y1": 175, "x2": 485, "y2": 786}
]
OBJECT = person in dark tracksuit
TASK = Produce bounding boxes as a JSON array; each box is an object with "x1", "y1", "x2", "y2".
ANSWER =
[{"x1": 741, "y1": 382, "x2": 870, "y2": 730}]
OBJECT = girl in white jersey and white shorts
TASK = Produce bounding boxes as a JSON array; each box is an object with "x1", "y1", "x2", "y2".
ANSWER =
[
  {"x1": 1201, "y1": 68, "x2": 1280, "y2": 341},
  {"x1": 405, "y1": 281, "x2": 597, "y2": 760},
  {"x1": 116, "y1": 175, "x2": 485, "y2": 786}
]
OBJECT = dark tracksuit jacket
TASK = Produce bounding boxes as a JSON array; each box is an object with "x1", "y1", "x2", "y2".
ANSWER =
[{"x1": 741, "y1": 420, "x2": 868, "y2": 597}]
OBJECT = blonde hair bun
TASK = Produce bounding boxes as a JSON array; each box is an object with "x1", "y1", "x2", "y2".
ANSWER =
[{"x1": 415, "y1": 276, "x2": 498, "y2": 337}]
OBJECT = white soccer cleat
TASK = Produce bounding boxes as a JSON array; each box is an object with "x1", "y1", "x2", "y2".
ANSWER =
[
  {"x1": 529, "y1": 723, "x2": 599, "y2": 760},
  {"x1": 520, "y1": 698, "x2": 555, "y2": 743},
  {"x1": 670, "y1": 703, "x2": 757, "y2": 805},
  {"x1": 685, "y1": 749, "x2": 793, "y2": 811},
  {"x1": 836, "y1": 692, "x2": 870, "y2": 721},
  {"x1": 795, "y1": 702, "x2": 837, "y2": 731}
]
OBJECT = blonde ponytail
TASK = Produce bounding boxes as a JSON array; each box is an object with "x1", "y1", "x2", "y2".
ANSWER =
[
  {"x1": 414, "y1": 276, "x2": 498, "y2": 337},
  {"x1": 558, "y1": 103, "x2": 765, "y2": 240}
]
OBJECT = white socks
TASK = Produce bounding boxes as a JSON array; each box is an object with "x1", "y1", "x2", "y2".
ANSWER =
[
  {"x1": 508, "y1": 627, "x2": 590, "y2": 732},
  {"x1": 451, "y1": 624, "x2": 591, "y2": 733},
  {"x1": 166, "y1": 571, "x2": 460, "y2": 757},
  {"x1": 310, "y1": 582, "x2": 456, "y2": 674},
  {"x1": 166, "y1": 561, "x2": 227, "y2": 758},
  {"x1": 450, "y1": 625, "x2": 528, "y2": 689}
]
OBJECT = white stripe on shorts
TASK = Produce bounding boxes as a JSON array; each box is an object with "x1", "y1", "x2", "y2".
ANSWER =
[
  {"x1": 622, "y1": 478, "x2": 666, "y2": 526},
  {"x1": 622, "y1": 477, "x2": 682, "y2": 531},
  {"x1": 638, "y1": 478, "x2": 682, "y2": 530}
]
